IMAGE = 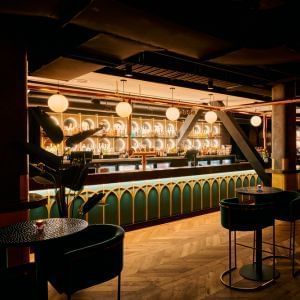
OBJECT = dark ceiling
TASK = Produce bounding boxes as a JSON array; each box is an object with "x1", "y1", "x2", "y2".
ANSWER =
[{"x1": 1, "y1": 0, "x2": 300, "y2": 101}]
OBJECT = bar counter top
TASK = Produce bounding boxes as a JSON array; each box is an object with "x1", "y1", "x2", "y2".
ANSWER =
[
  {"x1": 30, "y1": 162, "x2": 252, "y2": 190},
  {"x1": 89, "y1": 154, "x2": 236, "y2": 164}
]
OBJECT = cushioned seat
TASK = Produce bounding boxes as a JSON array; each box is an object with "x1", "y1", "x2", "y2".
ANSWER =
[
  {"x1": 264, "y1": 190, "x2": 300, "y2": 276},
  {"x1": 220, "y1": 198, "x2": 276, "y2": 290},
  {"x1": 40, "y1": 224, "x2": 125, "y2": 300}
]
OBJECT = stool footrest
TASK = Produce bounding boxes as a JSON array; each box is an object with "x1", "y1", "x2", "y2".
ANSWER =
[{"x1": 220, "y1": 267, "x2": 276, "y2": 291}]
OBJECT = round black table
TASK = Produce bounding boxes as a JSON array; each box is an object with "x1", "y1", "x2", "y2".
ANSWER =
[
  {"x1": 0, "y1": 218, "x2": 88, "y2": 299},
  {"x1": 236, "y1": 186, "x2": 282, "y2": 198},
  {"x1": 236, "y1": 186, "x2": 282, "y2": 282}
]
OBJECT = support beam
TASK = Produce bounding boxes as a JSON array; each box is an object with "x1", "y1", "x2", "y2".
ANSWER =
[
  {"x1": 176, "y1": 109, "x2": 202, "y2": 146},
  {"x1": 213, "y1": 101, "x2": 271, "y2": 185}
]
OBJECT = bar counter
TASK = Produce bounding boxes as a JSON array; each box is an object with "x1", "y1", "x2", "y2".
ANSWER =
[{"x1": 30, "y1": 160, "x2": 260, "y2": 229}]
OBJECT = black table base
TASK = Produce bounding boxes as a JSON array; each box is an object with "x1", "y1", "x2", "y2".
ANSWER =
[{"x1": 240, "y1": 264, "x2": 280, "y2": 281}]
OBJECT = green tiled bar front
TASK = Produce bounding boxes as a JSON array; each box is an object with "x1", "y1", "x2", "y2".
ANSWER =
[{"x1": 30, "y1": 170, "x2": 258, "y2": 226}]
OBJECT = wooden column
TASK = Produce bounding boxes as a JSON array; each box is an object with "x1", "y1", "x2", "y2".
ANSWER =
[
  {"x1": 0, "y1": 35, "x2": 29, "y2": 265},
  {"x1": 271, "y1": 83, "x2": 297, "y2": 190}
]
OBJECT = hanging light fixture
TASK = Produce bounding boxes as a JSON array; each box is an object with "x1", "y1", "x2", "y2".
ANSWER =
[
  {"x1": 115, "y1": 79, "x2": 132, "y2": 118},
  {"x1": 208, "y1": 78, "x2": 214, "y2": 90},
  {"x1": 47, "y1": 81, "x2": 69, "y2": 113},
  {"x1": 250, "y1": 115, "x2": 262, "y2": 127},
  {"x1": 204, "y1": 94, "x2": 217, "y2": 124},
  {"x1": 166, "y1": 87, "x2": 180, "y2": 121},
  {"x1": 124, "y1": 64, "x2": 133, "y2": 77}
]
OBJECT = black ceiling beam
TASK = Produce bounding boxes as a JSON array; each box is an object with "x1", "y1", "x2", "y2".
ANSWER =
[
  {"x1": 66, "y1": 49, "x2": 121, "y2": 68},
  {"x1": 97, "y1": 66, "x2": 270, "y2": 101},
  {"x1": 126, "y1": 51, "x2": 275, "y2": 89}
]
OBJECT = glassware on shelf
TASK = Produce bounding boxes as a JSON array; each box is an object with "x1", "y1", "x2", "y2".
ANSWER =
[
  {"x1": 63, "y1": 117, "x2": 78, "y2": 136},
  {"x1": 166, "y1": 139, "x2": 176, "y2": 153},
  {"x1": 81, "y1": 138, "x2": 95, "y2": 152},
  {"x1": 194, "y1": 125, "x2": 201, "y2": 138},
  {"x1": 155, "y1": 139, "x2": 163, "y2": 150},
  {"x1": 99, "y1": 119, "x2": 111, "y2": 135},
  {"x1": 142, "y1": 138, "x2": 152, "y2": 151},
  {"x1": 81, "y1": 118, "x2": 95, "y2": 131},
  {"x1": 98, "y1": 138, "x2": 111, "y2": 153},
  {"x1": 113, "y1": 120, "x2": 125, "y2": 137},
  {"x1": 131, "y1": 138, "x2": 139, "y2": 150},
  {"x1": 142, "y1": 121, "x2": 152, "y2": 137},
  {"x1": 154, "y1": 122, "x2": 164, "y2": 137},
  {"x1": 194, "y1": 139, "x2": 201, "y2": 150},
  {"x1": 131, "y1": 120, "x2": 139, "y2": 137},
  {"x1": 167, "y1": 123, "x2": 176, "y2": 137},
  {"x1": 115, "y1": 138, "x2": 126, "y2": 153}
]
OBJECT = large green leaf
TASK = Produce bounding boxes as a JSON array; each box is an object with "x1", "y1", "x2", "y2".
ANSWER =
[
  {"x1": 30, "y1": 107, "x2": 64, "y2": 144},
  {"x1": 24, "y1": 143, "x2": 62, "y2": 170},
  {"x1": 65, "y1": 127, "x2": 104, "y2": 147}
]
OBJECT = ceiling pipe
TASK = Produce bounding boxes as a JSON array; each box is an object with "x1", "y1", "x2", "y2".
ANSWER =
[
  {"x1": 28, "y1": 80, "x2": 287, "y2": 116},
  {"x1": 28, "y1": 82, "x2": 223, "y2": 111},
  {"x1": 221, "y1": 98, "x2": 300, "y2": 111}
]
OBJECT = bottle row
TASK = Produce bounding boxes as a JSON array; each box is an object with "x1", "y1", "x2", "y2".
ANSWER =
[
  {"x1": 47, "y1": 112, "x2": 221, "y2": 139},
  {"x1": 42, "y1": 136, "x2": 226, "y2": 155},
  {"x1": 42, "y1": 112, "x2": 224, "y2": 155}
]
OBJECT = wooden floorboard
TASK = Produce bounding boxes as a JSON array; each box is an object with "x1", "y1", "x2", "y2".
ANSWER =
[{"x1": 48, "y1": 212, "x2": 300, "y2": 299}]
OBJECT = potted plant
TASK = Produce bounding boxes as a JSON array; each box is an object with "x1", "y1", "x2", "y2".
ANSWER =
[{"x1": 25, "y1": 107, "x2": 105, "y2": 217}]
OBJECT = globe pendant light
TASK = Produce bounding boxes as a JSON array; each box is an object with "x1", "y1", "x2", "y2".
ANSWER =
[
  {"x1": 205, "y1": 110, "x2": 218, "y2": 124},
  {"x1": 116, "y1": 101, "x2": 132, "y2": 117},
  {"x1": 116, "y1": 79, "x2": 132, "y2": 118},
  {"x1": 250, "y1": 115, "x2": 262, "y2": 127},
  {"x1": 166, "y1": 87, "x2": 180, "y2": 121},
  {"x1": 48, "y1": 93, "x2": 69, "y2": 113},
  {"x1": 204, "y1": 93, "x2": 217, "y2": 124}
]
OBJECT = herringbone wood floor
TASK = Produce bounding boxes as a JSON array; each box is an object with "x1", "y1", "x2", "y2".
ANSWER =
[{"x1": 48, "y1": 212, "x2": 300, "y2": 299}]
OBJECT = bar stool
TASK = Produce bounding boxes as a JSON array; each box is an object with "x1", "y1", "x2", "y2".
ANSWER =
[
  {"x1": 220, "y1": 198, "x2": 276, "y2": 290},
  {"x1": 263, "y1": 191, "x2": 300, "y2": 276}
]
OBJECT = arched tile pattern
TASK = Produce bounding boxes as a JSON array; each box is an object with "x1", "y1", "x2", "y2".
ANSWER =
[
  {"x1": 120, "y1": 191, "x2": 133, "y2": 226},
  {"x1": 134, "y1": 189, "x2": 147, "y2": 223},
  {"x1": 211, "y1": 180, "x2": 219, "y2": 208},
  {"x1": 148, "y1": 188, "x2": 159, "y2": 220},
  {"x1": 160, "y1": 186, "x2": 171, "y2": 218},
  {"x1": 202, "y1": 181, "x2": 210, "y2": 209},
  {"x1": 220, "y1": 179, "x2": 227, "y2": 201},
  {"x1": 193, "y1": 182, "x2": 201, "y2": 211},
  {"x1": 30, "y1": 170, "x2": 257, "y2": 227},
  {"x1": 172, "y1": 185, "x2": 181, "y2": 216},
  {"x1": 105, "y1": 192, "x2": 118, "y2": 225},
  {"x1": 183, "y1": 184, "x2": 192, "y2": 214}
]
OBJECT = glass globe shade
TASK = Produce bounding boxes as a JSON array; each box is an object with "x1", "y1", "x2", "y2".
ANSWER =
[
  {"x1": 166, "y1": 107, "x2": 180, "y2": 121},
  {"x1": 48, "y1": 93, "x2": 69, "y2": 113},
  {"x1": 116, "y1": 101, "x2": 132, "y2": 118},
  {"x1": 250, "y1": 115, "x2": 262, "y2": 127},
  {"x1": 204, "y1": 111, "x2": 217, "y2": 124}
]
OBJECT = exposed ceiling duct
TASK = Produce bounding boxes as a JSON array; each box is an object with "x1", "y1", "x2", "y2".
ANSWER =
[{"x1": 1, "y1": 0, "x2": 300, "y2": 101}]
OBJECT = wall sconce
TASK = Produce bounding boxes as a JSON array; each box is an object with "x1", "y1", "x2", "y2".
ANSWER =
[{"x1": 166, "y1": 87, "x2": 180, "y2": 121}]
